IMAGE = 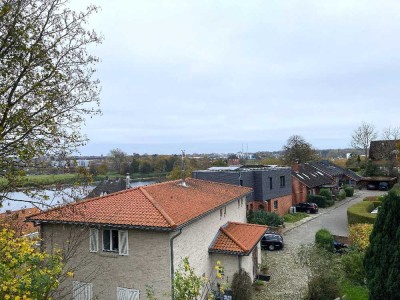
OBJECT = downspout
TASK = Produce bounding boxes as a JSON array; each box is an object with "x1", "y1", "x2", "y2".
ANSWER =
[{"x1": 170, "y1": 228, "x2": 183, "y2": 300}]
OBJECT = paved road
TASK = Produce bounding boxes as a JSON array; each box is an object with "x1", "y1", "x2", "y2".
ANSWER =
[
  {"x1": 256, "y1": 190, "x2": 385, "y2": 300},
  {"x1": 284, "y1": 189, "x2": 385, "y2": 246}
]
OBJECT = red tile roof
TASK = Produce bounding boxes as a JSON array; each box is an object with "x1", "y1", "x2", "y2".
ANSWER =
[
  {"x1": 27, "y1": 179, "x2": 252, "y2": 230},
  {"x1": 209, "y1": 222, "x2": 268, "y2": 255},
  {"x1": 0, "y1": 207, "x2": 41, "y2": 236}
]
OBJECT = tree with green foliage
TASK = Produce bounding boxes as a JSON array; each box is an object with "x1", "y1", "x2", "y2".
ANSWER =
[
  {"x1": 231, "y1": 270, "x2": 252, "y2": 300},
  {"x1": 364, "y1": 190, "x2": 400, "y2": 299},
  {"x1": 0, "y1": 0, "x2": 101, "y2": 207},
  {"x1": 282, "y1": 135, "x2": 318, "y2": 164}
]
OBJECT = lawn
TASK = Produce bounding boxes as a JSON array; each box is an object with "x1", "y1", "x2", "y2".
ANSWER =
[
  {"x1": 283, "y1": 212, "x2": 309, "y2": 223},
  {"x1": 340, "y1": 279, "x2": 369, "y2": 300}
]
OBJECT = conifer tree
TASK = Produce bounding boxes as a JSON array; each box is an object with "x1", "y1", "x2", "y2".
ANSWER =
[{"x1": 364, "y1": 190, "x2": 400, "y2": 299}]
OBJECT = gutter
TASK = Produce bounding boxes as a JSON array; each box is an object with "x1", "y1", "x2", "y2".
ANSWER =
[{"x1": 170, "y1": 228, "x2": 182, "y2": 300}]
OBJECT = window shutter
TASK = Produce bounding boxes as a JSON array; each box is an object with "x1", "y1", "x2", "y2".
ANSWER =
[
  {"x1": 73, "y1": 281, "x2": 93, "y2": 300},
  {"x1": 119, "y1": 230, "x2": 129, "y2": 255},
  {"x1": 117, "y1": 287, "x2": 139, "y2": 300},
  {"x1": 89, "y1": 228, "x2": 98, "y2": 252}
]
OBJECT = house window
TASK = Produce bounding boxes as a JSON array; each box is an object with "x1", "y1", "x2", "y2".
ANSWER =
[
  {"x1": 224, "y1": 206, "x2": 227, "y2": 217},
  {"x1": 117, "y1": 287, "x2": 140, "y2": 300},
  {"x1": 269, "y1": 177, "x2": 273, "y2": 190},
  {"x1": 239, "y1": 179, "x2": 243, "y2": 186},
  {"x1": 220, "y1": 209, "x2": 223, "y2": 219},
  {"x1": 102, "y1": 229, "x2": 129, "y2": 255},
  {"x1": 73, "y1": 281, "x2": 92, "y2": 300},
  {"x1": 274, "y1": 200, "x2": 278, "y2": 209},
  {"x1": 280, "y1": 176, "x2": 285, "y2": 187}
]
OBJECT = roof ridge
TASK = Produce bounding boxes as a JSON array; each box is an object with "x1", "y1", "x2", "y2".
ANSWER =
[
  {"x1": 139, "y1": 187, "x2": 176, "y2": 228},
  {"x1": 229, "y1": 221, "x2": 268, "y2": 229},
  {"x1": 220, "y1": 223, "x2": 248, "y2": 252}
]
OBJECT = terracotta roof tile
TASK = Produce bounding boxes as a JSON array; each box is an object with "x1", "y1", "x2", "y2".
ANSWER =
[
  {"x1": 27, "y1": 179, "x2": 252, "y2": 230},
  {"x1": 209, "y1": 222, "x2": 268, "y2": 255},
  {"x1": 0, "y1": 207, "x2": 41, "y2": 236}
]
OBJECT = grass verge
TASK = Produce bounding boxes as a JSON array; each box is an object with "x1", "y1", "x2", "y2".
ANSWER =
[
  {"x1": 283, "y1": 212, "x2": 309, "y2": 223},
  {"x1": 340, "y1": 279, "x2": 369, "y2": 300}
]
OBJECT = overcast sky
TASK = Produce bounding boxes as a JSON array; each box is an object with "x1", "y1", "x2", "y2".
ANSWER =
[{"x1": 72, "y1": 0, "x2": 400, "y2": 155}]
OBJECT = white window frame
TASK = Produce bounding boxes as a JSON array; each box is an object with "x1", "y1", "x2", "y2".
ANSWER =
[
  {"x1": 117, "y1": 287, "x2": 140, "y2": 300},
  {"x1": 89, "y1": 228, "x2": 98, "y2": 253},
  {"x1": 102, "y1": 229, "x2": 129, "y2": 256},
  {"x1": 73, "y1": 281, "x2": 93, "y2": 300}
]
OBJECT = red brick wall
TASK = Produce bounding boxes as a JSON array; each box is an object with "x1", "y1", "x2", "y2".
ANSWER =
[
  {"x1": 292, "y1": 177, "x2": 308, "y2": 204},
  {"x1": 247, "y1": 194, "x2": 293, "y2": 216}
]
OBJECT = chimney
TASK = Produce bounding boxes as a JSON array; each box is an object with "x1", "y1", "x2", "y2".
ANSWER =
[
  {"x1": 180, "y1": 150, "x2": 188, "y2": 187},
  {"x1": 126, "y1": 173, "x2": 130, "y2": 189},
  {"x1": 292, "y1": 159, "x2": 300, "y2": 172}
]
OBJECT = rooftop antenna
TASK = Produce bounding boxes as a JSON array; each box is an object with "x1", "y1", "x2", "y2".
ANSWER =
[{"x1": 181, "y1": 150, "x2": 186, "y2": 186}]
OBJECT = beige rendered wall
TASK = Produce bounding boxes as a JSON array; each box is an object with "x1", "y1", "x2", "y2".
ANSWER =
[
  {"x1": 172, "y1": 197, "x2": 247, "y2": 284},
  {"x1": 42, "y1": 224, "x2": 171, "y2": 300}
]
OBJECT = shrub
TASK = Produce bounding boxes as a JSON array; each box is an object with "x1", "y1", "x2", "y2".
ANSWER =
[
  {"x1": 347, "y1": 201, "x2": 377, "y2": 225},
  {"x1": 338, "y1": 190, "x2": 347, "y2": 200},
  {"x1": 231, "y1": 270, "x2": 252, "y2": 300},
  {"x1": 315, "y1": 229, "x2": 334, "y2": 252},
  {"x1": 392, "y1": 183, "x2": 400, "y2": 191},
  {"x1": 341, "y1": 251, "x2": 366, "y2": 285},
  {"x1": 305, "y1": 273, "x2": 340, "y2": 300},
  {"x1": 325, "y1": 199, "x2": 335, "y2": 207},
  {"x1": 307, "y1": 195, "x2": 327, "y2": 208},
  {"x1": 319, "y1": 188, "x2": 332, "y2": 201},
  {"x1": 247, "y1": 211, "x2": 283, "y2": 227},
  {"x1": 344, "y1": 186, "x2": 354, "y2": 197},
  {"x1": 349, "y1": 223, "x2": 373, "y2": 251}
]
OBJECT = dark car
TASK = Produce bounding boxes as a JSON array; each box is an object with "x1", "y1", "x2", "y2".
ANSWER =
[
  {"x1": 261, "y1": 233, "x2": 284, "y2": 251},
  {"x1": 379, "y1": 182, "x2": 389, "y2": 191},
  {"x1": 295, "y1": 202, "x2": 318, "y2": 214}
]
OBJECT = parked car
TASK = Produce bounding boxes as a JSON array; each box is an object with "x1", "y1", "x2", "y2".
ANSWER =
[
  {"x1": 261, "y1": 233, "x2": 284, "y2": 251},
  {"x1": 295, "y1": 202, "x2": 318, "y2": 214},
  {"x1": 379, "y1": 182, "x2": 389, "y2": 191},
  {"x1": 367, "y1": 183, "x2": 378, "y2": 190}
]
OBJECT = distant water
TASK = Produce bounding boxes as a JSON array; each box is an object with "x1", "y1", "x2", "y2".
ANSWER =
[{"x1": 0, "y1": 181, "x2": 155, "y2": 213}]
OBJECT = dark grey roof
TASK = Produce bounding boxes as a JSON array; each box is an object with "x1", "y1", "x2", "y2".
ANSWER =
[
  {"x1": 86, "y1": 177, "x2": 128, "y2": 198},
  {"x1": 308, "y1": 160, "x2": 363, "y2": 181},
  {"x1": 292, "y1": 163, "x2": 332, "y2": 188}
]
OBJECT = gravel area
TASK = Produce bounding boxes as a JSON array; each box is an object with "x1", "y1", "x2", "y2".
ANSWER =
[{"x1": 253, "y1": 245, "x2": 309, "y2": 300}]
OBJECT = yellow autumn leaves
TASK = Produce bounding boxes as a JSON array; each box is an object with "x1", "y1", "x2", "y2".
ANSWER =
[{"x1": 0, "y1": 228, "x2": 64, "y2": 300}]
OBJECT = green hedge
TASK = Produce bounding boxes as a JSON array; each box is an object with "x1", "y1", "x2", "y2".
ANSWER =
[
  {"x1": 308, "y1": 195, "x2": 328, "y2": 208},
  {"x1": 347, "y1": 201, "x2": 377, "y2": 225},
  {"x1": 315, "y1": 228, "x2": 334, "y2": 252},
  {"x1": 319, "y1": 188, "x2": 332, "y2": 201},
  {"x1": 247, "y1": 210, "x2": 284, "y2": 227},
  {"x1": 344, "y1": 186, "x2": 354, "y2": 197},
  {"x1": 338, "y1": 190, "x2": 347, "y2": 200}
]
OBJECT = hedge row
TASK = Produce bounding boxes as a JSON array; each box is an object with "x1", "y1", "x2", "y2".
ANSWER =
[
  {"x1": 307, "y1": 195, "x2": 333, "y2": 208},
  {"x1": 347, "y1": 201, "x2": 377, "y2": 225}
]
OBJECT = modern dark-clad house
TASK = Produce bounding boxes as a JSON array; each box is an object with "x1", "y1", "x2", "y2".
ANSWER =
[{"x1": 192, "y1": 165, "x2": 292, "y2": 215}]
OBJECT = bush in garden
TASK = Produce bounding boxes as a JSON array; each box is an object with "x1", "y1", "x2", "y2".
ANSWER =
[
  {"x1": 315, "y1": 229, "x2": 334, "y2": 252},
  {"x1": 344, "y1": 186, "x2": 354, "y2": 197},
  {"x1": 231, "y1": 269, "x2": 252, "y2": 300},
  {"x1": 341, "y1": 250, "x2": 366, "y2": 285},
  {"x1": 319, "y1": 188, "x2": 332, "y2": 201},
  {"x1": 349, "y1": 223, "x2": 373, "y2": 251},
  {"x1": 305, "y1": 273, "x2": 340, "y2": 300},
  {"x1": 247, "y1": 210, "x2": 283, "y2": 227},
  {"x1": 338, "y1": 190, "x2": 347, "y2": 200},
  {"x1": 307, "y1": 195, "x2": 327, "y2": 208}
]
